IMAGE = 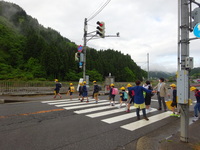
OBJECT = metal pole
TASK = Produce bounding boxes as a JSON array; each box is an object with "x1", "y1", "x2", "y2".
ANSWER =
[
  {"x1": 180, "y1": 0, "x2": 189, "y2": 143},
  {"x1": 178, "y1": 0, "x2": 181, "y2": 71},
  {"x1": 83, "y1": 18, "x2": 87, "y2": 81},
  {"x1": 147, "y1": 53, "x2": 149, "y2": 80}
]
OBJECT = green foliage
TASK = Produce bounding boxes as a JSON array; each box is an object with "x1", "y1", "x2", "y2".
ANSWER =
[{"x1": 0, "y1": 1, "x2": 147, "y2": 82}]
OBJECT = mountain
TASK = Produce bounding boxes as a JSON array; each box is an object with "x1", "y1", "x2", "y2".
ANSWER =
[
  {"x1": 0, "y1": 1, "x2": 147, "y2": 82},
  {"x1": 149, "y1": 71, "x2": 175, "y2": 79}
]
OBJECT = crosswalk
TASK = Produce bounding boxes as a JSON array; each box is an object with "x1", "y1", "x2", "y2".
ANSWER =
[{"x1": 41, "y1": 98, "x2": 183, "y2": 132}]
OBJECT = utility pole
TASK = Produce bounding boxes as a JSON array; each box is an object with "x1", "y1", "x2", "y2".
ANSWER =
[
  {"x1": 83, "y1": 18, "x2": 87, "y2": 81},
  {"x1": 147, "y1": 53, "x2": 149, "y2": 80}
]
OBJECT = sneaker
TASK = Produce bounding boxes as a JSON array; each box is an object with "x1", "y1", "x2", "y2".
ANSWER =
[
  {"x1": 175, "y1": 114, "x2": 180, "y2": 117},
  {"x1": 143, "y1": 116, "x2": 149, "y2": 121},
  {"x1": 146, "y1": 109, "x2": 149, "y2": 114},
  {"x1": 53, "y1": 96, "x2": 56, "y2": 99},
  {"x1": 86, "y1": 100, "x2": 89, "y2": 103},
  {"x1": 149, "y1": 108, "x2": 152, "y2": 112},
  {"x1": 126, "y1": 109, "x2": 130, "y2": 113},
  {"x1": 60, "y1": 96, "x2": 62, "y2": 99},
  {"x1": 170, "y1": 113, "x2": 176, "y2": 117},
  {"x1": 193, "y1": 116, "x2": 198, "y2": 122},
  {"x1": 157, "y1": 108, "x2": 162, "y2": 111}
]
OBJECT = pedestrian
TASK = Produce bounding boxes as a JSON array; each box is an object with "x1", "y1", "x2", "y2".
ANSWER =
[
  {"x1": 154, "y1": 77, "x2": 168, "y2": 111},
  {"x1": 109, "y1": 84, "x2": 118, "y2": 106},
  {"x1": 78, "y1": 83, "x2": 83, "y2": 100},
  {"x1": 81, "y1": 81, "x2": 89, "y2": 102},
  {"x1": 68, "y1": 83, "x2": 75, "y2": 100},
  {"x1": 126, "y1": 83, "x2": 135, "y2": 113},
  {"x1": 54, "y1": 79, "x2": 62, "y2": 99},
  {"x1": 93, "y1": 81, "x2": 100, "y2": 104},
  {"x1": 169, "y1": 84, "x2": 180, "y2": 117},
  {"x1": 143, "y1": 81, "x2": 153, "y2": 113},
  {"x1": 190, "y1": 86, "x2": 200, "y2": 122},
  {"x1": 118, "y1": 87, "x2": 128, "y2": 109},
  {"x1": 128, "y1": 80, "x2": 155, "y2": 121}
]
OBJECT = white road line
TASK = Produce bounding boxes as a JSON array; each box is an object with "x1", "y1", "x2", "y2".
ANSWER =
[
  {"x1": 102, "y1": 108, "x2": 157, "y2": 124},
  {"x1": 55, "y1": 100, "x2": 108, "y2": 107},
  {"x1": 121, "y1": 111, "x2": 171, "y2": 131},
  {"x1": 63, "y1": 102, "x2": 110, "y2": 110},
  {"x1": 41, "y1": 99, "x2": 72, "y2": 103},
  {"x1": 74, "y1": 104, "x2": 119, "y2": 114},
  {"x1": 86, "y1": 107, "x2": 131, "y2": 118}
]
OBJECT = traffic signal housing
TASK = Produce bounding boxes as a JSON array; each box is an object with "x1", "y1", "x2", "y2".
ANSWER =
[
  {"x1": 191, "y1": 7, "x2": 200, "y2": 28},
  {"x1": 96, "y1": 21, "x2": 105, "y2": 38}
]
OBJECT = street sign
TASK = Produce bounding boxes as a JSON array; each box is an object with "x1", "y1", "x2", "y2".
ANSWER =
[
  {"x1": 193, "y1": 23, "x2": 200, "y2": 38},
  {"x1": 78, "y1": 45, "x2": 83, "y2": 52}
]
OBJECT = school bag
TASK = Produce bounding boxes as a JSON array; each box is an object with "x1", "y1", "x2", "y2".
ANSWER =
[
  {"x1": 112, "y1": 88, "x2": 118, "y2": 95},
  {"x1": 58, "y1": 83, "x2": 62, "y2": 88},
  {"x1": 70, "y1": 86, "x2": 75, "y2": 92},
  {"x1": 123, "y1": 91, "x2": 128, "y2": 99}
]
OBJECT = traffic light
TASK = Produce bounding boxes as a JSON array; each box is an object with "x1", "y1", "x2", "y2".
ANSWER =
[
  {"x1": 191, "y1": 7, "x2": 200, "y2": 28},
  {"x1": 75, "y1": 52, "x2": 80, "y2": 61},
  {"x1": 96, "y1": 21, "x2": 105, "y2": 38}
]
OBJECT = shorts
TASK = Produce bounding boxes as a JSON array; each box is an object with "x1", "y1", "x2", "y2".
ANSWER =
[
  {"x1": 55, "y1": 89, "x2": 60, "y2": 94},
  {"x1": 79, "y1": 92, "x2": 83, "y2": 96},
  {"x1": 134, "y1": 102, "x2": 145, "y2": 109},
  {"x1": 94, "y1": 93, "x2": 99, "y2": 97},
  {"x1": 82, "y1": 92, "x2": 88, "y2": 97},
  {"x1": 129, "y1": 97, "x2": 134, "y2": 104},
  {"x1": 70, "y1": 92, "x2": 73, "y2": 96}
]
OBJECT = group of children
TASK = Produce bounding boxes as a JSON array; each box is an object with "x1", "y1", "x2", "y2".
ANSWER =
[{"x1": 54, "y1": 79, "x2": 200, "y2": 122}]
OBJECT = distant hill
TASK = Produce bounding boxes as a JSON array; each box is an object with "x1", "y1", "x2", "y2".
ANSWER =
[
  {"x1": 0, "y1": 1, "x2": 146, "y2": 82},
  {"x1": 149, "y1": 71, "x2": 175, "y2": 79}
]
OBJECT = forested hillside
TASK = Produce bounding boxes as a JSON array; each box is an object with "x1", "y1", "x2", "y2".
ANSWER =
[{"x1": 0, "y1": 1, "x2": 147, "y2": 82}]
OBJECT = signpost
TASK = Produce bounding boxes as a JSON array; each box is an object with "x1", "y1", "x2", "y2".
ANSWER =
[{"x1": 193, "y1": 23, "x2": 200, "y2": 38}]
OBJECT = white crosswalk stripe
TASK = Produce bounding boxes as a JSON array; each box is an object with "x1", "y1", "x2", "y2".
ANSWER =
[{"x1": 41, "y1": 99, "x2": 181, "y2": 132}]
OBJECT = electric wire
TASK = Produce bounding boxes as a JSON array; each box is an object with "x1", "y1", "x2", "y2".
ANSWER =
[{"x1": 87, "y1": 0, "x2": 111, "y2": 22}]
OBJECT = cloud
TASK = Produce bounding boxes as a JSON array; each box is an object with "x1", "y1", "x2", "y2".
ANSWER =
[{"x1": 6, "y1": 0, "x2": 200, "y2": 73}]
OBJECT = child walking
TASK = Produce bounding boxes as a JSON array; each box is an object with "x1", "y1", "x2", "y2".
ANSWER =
[
  {"x1": 118, "y1": 87, "x2": 128, "y2": 109},
  {"x1": 169, "y1": 84, "x2": 179, "y2": 117},
  {"x1": 190, "y1": 86, "x2": 200, "y2": 122}
]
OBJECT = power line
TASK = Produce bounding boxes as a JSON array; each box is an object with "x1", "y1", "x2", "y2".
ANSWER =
[{"x1": 87, "y1": 0, "x2": 111, "y2": 22}]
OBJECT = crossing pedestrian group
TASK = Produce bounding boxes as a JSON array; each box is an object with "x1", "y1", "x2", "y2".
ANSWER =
[{"x1": 53, "y1": 78, "x2": 200, "y2": 122}]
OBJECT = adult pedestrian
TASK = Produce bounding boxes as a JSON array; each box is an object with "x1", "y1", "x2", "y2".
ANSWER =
[
  {"x1": 143, "y1": 81, "x2": 153, "y2": 113},
  {"x1": 81, "y1": 81, "x2": 89, "y2": 102},
  {"x1": 54, "y1": 79, "x2": 62, "y2": 99},
  {"x1": 93, "y1": 81, "x2": 100, "y2": 104},
  {"x1": 190, "y1": 86, "x2": 200, "y2": 122},
  {"x1": 128, "y1": 80, "x2": 155, "y2": 121},
  {"x1": 154, "y1": 77, "x2": 168, "y2": 111}
]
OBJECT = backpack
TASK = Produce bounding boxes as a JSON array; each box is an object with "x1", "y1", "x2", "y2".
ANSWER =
[
  {"x1": 149, "y1": 86, "x2": 154, "y2": 97},
  {"x1": 123, "y1": 91, "x2": 128, "y2": 99},
  {"x1": 70, "y1": 86, "x2": 75, "y2": 92},
  {"x1": 130, "y1": 90, "x2": 135, "y2": 96},
  {"x1": 112, "y1": 88, "x2": 118, "y2": 95},
  {"x1": 58, "y1": 83, "x2": 62, "y2": 88}
]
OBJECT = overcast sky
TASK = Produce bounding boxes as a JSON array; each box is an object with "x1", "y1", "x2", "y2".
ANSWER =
[{"x1": 5, "y1": 0, "x2": 200, "y2": 72}]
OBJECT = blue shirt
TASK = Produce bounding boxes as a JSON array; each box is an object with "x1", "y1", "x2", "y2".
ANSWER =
[{"x1": 128, "y1": 86, "x2": 152, "y2": 104}]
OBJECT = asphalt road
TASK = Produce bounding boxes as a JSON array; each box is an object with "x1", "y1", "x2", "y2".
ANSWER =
[{"x1": 0, "y1": 94, "x2": 196, "y2": 150}]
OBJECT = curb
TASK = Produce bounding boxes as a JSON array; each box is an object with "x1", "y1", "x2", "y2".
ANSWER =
[{"x1": 0, "y1": 99, "x2": 5, "y2": 104}]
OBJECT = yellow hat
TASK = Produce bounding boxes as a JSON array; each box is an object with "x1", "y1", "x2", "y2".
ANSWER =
[
  {"x1": 190, "y1": 86, "x2": 197, "y2": 91},
  {"x1": 127, "y1": 83, "x2": 132, "y2": 87},
  {"x1": 110, "y1": 84, "x2": 114, "y2": 87},
  {"x1": 120, "y1": 87, "x2": 125, "y2": 90},
  {"x1": 83, "y1": 81, "x2": 86, "y2": 84},
  {"x1": 55, "y1": 79, "x2": 58, "y2": 82},
  {"x1": 93, "y1": 81, "x2": 96, "y2": 83},
  {"x1": 70, "y1": 83, "x2": 73, "y2": 86},
  {"x1": 170, "y1": 84, "x2": 176, "y2": 88},
  {"x1": 79, "y1": 83, "x2": 83, "y2": 85}
]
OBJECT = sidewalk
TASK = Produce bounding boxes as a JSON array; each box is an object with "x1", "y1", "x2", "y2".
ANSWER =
[{"x1": 1, "y1": 94, "x2": 200, "y2": 150}]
